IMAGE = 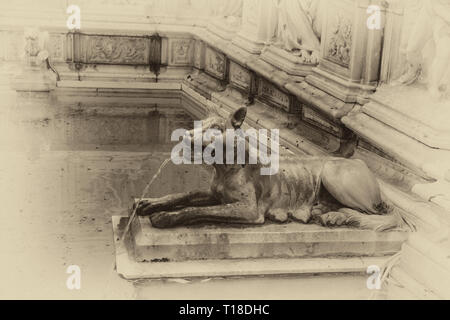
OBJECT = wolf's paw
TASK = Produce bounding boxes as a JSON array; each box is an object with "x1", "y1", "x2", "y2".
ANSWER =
[
  {"x1": 289, "y1": 208, "x2": 312, "y2": 224},
  {"x1": 150, "y1": 211, "x2": 174, "y2": 228},
  {"x1": 267, "y1": 209, "x2": 289, "y2": 224},
  {"x1": 135, "y1": 200, "x2": 153, "y2": 216},
  {"x1": 318, "y1": 211, "x2": 350, "y2": 227}
]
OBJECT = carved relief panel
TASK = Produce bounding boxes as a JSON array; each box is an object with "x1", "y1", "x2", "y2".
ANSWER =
[
  {"x1": 258, "y1": 78, "x2": 300, "y2": 113},
  {"x1": 168, "y1": 38, "x2": 194, "y2": 66},
  {"x1": 229, "y1": 61, "x2": 252, "y2": 92},
  {"x1": 205, "y1": 46, "x2": 227, "y2": 80},
  {"x1": 324, "y1": 12, "x2": 353, "y2": 68},
  {"x1": 79, "y1": 34, "x2": 151, "y2": 65}
]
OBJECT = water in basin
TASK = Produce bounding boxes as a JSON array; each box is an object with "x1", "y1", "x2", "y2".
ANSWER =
[{"x1": 0, "y1": 94, "x2": 212, "y2": 298}]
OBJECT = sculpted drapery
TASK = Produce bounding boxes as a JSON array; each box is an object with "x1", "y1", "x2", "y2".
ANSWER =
[
  {"x1": 212, "y1": 0, "x2": 243, "y2": 18},
  {"x1": 264, "y1": 0, "x2": 324, "y2": 63},
  {"x1": 394, "y1": 0, "x2": 450, "y2": 99},
  {"x1": 210, "y1": 0, "x2": 243, "y2": 26}
]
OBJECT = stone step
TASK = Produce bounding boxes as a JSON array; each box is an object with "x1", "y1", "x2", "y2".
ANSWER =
[
  {"x1": 386, "y1": 265, "x2": 440, "y2": 300},
  {"x1": 399, "y1": 238, "x2": 450, "y2": 299},
  {"x1": 131, "y1": 216, "x2": 407, "y2": 263},
  {"x1": 113, "y1": 216, "x2": 404, "y2": 281}
]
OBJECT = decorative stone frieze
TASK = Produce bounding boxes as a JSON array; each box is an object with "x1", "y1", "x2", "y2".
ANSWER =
[{"x1": 78, "y1": 34, "x2": 151, "y2": 65}]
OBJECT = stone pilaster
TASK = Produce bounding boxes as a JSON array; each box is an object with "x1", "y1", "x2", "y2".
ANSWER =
[{"x1": 306, "y1": 0, "x2": 385, "y2": 104}]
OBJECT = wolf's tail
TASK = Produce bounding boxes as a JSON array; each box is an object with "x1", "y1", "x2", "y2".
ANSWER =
[{"x1": 318, "y1": 202, "x2": 416, "y2": 232}]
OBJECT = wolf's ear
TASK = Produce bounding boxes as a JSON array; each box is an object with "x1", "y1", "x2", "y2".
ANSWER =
[{"x1": 230, "y1": 107, "x2": 247, "y2": 129}]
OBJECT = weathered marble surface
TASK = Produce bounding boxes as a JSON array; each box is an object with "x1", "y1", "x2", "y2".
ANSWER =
[
  {"x1": 363, "y1": 84, "x2": 450, "y2": 150},
  {"x1": 131, "y1": 216, "x2": 407, "y2": 262},
  {"x1": 114, "y1": 218, "x2": 399, "y2": 286}
]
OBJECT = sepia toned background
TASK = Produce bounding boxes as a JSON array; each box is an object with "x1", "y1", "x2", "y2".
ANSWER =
[{"x1": 0, "y1": 0, "x2": 449, "y2": 300}]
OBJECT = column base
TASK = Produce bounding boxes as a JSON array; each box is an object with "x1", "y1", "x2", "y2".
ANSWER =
[
  {"x1": 306, "y1": 67, "x2": 376, "y2": 104},
  {"x1": 231, "y1": 32, "x2": 266, "y2": 55},
  {"x1": 260, "y1": 45, "x2": 316, "y2": 80}
]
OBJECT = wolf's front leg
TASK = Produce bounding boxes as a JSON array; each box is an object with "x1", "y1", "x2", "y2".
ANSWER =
[
  {"x1": 150, "y1": 202, "x2": 263, "y2": 228},
  {"x1": 136, "y1": 191, "x2": 219, "y2": 216}
]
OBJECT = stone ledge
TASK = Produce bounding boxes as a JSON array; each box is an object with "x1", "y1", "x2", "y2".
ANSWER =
[
  {"x1": 387, "y1": 266, "x2": 440, "y2": 300},
  {"x1": 363, "y1": 85, "x2": 450, "y2": 151},
  {"x1": 131, "y1": 216, "x2": 407, "y2": 263},
  {"x1": 112, "y1": 216, "x2": 401, "y2": 280},
  {"x1": 342, "y1": 111, "x2": 450, "y2": 181},
  {"x1": 306, "y1": 68, "x2": 376, "y2": 105},
  {"x1": 285, "y1": 82, "x2": 355, "y2": 122},
  {"x1": 412, "y1": 181, "x2": 450, "y2": 212},
  {"x1": 57, "y1": 80, "x2": 181, "y2": 91},
  {"x1": 260, "y1": 46, "x2": 315, "y2": 80},
  {"x1": 400, "y1": 239, "x2": 450, "y2": 299}
]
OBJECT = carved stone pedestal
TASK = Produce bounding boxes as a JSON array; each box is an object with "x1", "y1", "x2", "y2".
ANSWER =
[
  {"x1": 112, "y1": 216, "x2": 407, "y2": 280},
  {"x1": 260, "y1": 46, "x2": 316, "y2": 81},
  {"x1": 132, "y1": 217, "x2": 406, "y2": 262}
]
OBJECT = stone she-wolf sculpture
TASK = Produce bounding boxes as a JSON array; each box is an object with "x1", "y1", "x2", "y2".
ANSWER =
[{"x1": 137, "y1": 107, "x2": 406, "y2": 231}]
